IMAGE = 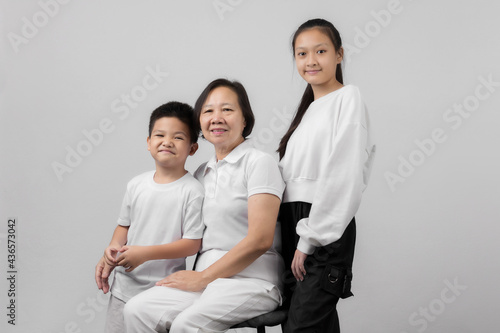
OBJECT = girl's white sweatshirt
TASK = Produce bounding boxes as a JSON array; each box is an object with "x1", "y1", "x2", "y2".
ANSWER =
[{"x1": 279, "y1": 85, "x2": 376, "y2": 255}]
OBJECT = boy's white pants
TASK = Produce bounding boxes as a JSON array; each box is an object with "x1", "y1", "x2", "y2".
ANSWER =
[{"x1": 123, "y1": 278, "x2": 280, "y2": 332}]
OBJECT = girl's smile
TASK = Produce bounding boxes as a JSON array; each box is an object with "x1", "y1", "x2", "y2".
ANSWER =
[{"x1": 294, "y1": 28, "x2": 343, "y2": 99}]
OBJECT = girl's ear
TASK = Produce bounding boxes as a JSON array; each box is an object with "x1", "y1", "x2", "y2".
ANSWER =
[{"x1": 337, "y1": 47, "x2": 344, "y2": 64}]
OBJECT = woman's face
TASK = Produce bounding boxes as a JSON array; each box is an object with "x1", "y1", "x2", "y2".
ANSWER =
[{"x1": 199, "y1": 86, "x2": 246, "y2": 157}]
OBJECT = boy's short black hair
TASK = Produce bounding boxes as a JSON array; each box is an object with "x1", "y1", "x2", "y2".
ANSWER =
[{"x1": 148, "y1": 101, "x2": 198, "y2": 143}]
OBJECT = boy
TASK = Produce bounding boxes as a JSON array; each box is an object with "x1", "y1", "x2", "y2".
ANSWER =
[{"x1": 95, "y1": 101, "x2": 204, "y2": 332}]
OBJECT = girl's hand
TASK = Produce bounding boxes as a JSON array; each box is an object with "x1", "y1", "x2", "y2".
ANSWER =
[
  {"x1": 156, "y1": 270, "x2": 208, "y2": 292},
  {"x1": 116, "y1": 246, "x2": 147, "y2": 272},
  {"x1": 291, "y1": 249, "x2": 308, "y2": 281}
]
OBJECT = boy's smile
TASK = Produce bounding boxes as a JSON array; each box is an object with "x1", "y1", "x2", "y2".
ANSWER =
[{"x1": 147, "y1": 117, "x2": 197, "y2": 177}]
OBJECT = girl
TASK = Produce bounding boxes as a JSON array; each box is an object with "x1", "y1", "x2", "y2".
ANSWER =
[{"x1": 278, "y1": 18, "x2": 375, "y2": 332}]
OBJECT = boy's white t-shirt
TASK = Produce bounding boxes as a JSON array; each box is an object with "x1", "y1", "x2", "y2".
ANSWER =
[{"x1": 111, "y1": 171, "x2": 204, "y2": 302}]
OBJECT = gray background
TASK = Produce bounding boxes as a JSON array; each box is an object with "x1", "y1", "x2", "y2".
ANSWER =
[{"x1": 1, "y1": 0, "x2": 499, "y2": 332}]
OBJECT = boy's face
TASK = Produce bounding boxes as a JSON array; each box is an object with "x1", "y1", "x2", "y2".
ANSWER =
[{"x1": 147, "y1": 117, "x2": 197, "y2": 170}]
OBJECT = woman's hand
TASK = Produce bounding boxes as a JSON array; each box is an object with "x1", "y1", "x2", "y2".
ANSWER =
[
  {"x1": 116, "y1": 246, "x2": 147, "y2": 272},
  {"x1": 156, "y1": 270, "x2": 209, "y2": 292},
  {"x1": 291, "y1": 249, "x2": 308, "y2": 281}
]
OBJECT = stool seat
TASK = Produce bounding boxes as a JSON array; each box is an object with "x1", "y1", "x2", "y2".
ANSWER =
[{"x1": 231, "y1": 308, "x2": 287, "y2": 330}]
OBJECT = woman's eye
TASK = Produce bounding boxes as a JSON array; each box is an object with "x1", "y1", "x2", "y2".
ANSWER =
[
  {"x1": 203, "y1": 109, "x2": 212, "y2": 114},
  {"x1": 223, "y1": 108, "x2": 233, "y2": 112}
]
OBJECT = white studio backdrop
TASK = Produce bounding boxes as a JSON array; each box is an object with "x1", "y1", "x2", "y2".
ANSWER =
[{"x1": 1, "y1": 0, "x2": 499, "y2": 332}]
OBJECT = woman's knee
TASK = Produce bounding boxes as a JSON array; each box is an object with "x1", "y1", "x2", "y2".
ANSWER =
[
  {"x1": 123, "y1": 295, "x2": 144, "y2": 319},
  {"x1": 169, "y1": 309, "x2": 198, "y2": 331}
]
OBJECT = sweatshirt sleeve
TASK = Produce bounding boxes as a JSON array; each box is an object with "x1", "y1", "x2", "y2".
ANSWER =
[{"x1": 296, "y1": 89, "x2": 373, "y2": 255}]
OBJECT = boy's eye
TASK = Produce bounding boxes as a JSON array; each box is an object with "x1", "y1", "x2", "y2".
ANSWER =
[
  {"x1": 317, "y1": 50, "x2": 326, "y2": 54},
  {"x1": 155, "y1": 134, "x2": 164, "y2": 137},
  {"x1": 175, "y1": 136, "x2": 184, "y2": 140}
]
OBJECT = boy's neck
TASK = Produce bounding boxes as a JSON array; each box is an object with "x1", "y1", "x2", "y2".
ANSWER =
[{"x1": 153, "y1": 167, "x2": 188, "y2": 184}]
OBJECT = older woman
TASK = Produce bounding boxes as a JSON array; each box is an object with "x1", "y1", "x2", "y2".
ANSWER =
[{"x1": 124, "y1": 79, "x2": 285, "y2": 332}]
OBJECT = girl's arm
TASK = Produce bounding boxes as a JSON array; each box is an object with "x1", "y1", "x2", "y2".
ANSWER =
[
  {"x1": 115, "y1": 238, "x2": 201, "y2": 272},
  {"x1": 157, "y1": 193, "x2": 280, "y2": 291}
]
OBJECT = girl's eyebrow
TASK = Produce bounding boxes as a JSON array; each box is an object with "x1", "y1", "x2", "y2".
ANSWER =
[{"x1": 295, "y1": 43, "x2": 329, "y2": 50}]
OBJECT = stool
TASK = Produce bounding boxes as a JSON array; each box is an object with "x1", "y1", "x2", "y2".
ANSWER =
[{"x1": 230, "y1": 307, "x2": 287, "y2": 332}]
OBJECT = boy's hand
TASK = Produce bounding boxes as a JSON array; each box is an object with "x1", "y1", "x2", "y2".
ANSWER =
[
  {"x1": 95, "y1": 256, "x2": 115, "y2": 293},
  {"x1": 116, "y1": 246, "x2": 147, "y2": 272},
  {"x1": 104, "y1": 246, "x2": 120, "y2": 266}
]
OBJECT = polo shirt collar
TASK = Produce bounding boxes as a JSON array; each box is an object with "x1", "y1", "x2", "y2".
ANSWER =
[{"x1": 204, "y1": 139, "x2": 253, "y2": 172}]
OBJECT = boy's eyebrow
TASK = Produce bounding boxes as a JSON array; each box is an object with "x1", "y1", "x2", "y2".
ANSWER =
[{"x1": 151, "y1": 129, "x2": 187, "y2": 136}]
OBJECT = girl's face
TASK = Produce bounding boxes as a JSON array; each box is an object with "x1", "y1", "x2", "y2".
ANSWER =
[
  {"x1": 294, "y1": 28, "x2": 343, "y2": 97},
  {"x1": 199, "y1": 86, "x2": 246, "y2": 157}
]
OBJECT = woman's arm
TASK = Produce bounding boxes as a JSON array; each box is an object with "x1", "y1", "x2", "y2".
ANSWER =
[{"x1": 157, "y1": 193, "x2": 280, "y2": 291}]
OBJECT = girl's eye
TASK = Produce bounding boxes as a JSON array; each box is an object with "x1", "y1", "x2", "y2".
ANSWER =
[
  {"x1": 297, "y1": 52, "x2": 306, "y2": 57},
  {"x1": 317, "y1": 50, "x2": 326, "y2": 54}
]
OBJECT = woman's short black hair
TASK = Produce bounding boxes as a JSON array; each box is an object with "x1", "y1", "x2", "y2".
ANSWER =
[{"x1": 194, "y1": 78, "x2": 255, "y2": 138}]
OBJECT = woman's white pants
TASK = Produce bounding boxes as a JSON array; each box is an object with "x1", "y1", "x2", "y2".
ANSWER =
[{"x1": 123, "y1": 278, "x2": 280, "y2": 332}]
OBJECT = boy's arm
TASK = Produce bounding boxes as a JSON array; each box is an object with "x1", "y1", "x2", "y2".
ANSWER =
[
  {"x1": 116, "y1": 238, "x2": 201, "y2": 272},
  {"x1": 104, "y1": 225, "x2": 129, "y2": 265}
]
